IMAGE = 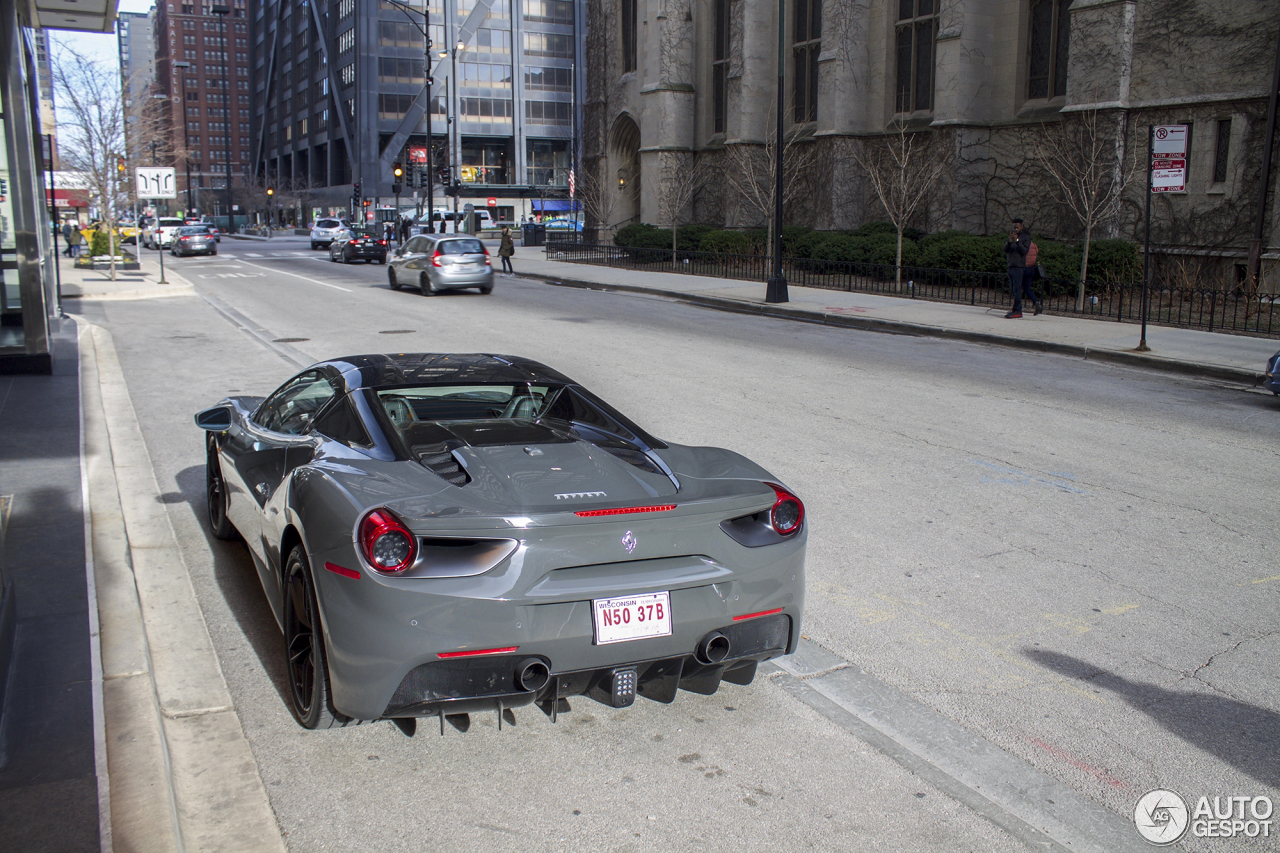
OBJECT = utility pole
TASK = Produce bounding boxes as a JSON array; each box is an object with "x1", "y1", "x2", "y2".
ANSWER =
[{"x1": 211, "y1": 4, "x2": 234, "y2": 229}]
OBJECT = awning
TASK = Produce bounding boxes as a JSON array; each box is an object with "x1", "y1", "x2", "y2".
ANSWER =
[{"x1": 530, "y1": 199, "x2": 581, "y2": 212}]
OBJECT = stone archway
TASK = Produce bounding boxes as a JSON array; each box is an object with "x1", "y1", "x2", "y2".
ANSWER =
[{"x1": 609, "y1": 113, "x2": 642, "y2": 227}]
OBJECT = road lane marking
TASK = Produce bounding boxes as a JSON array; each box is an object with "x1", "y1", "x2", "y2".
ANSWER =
[
  {"x1": 226, "y1": 258, "x2": 351, "y2": 291},
  {"x1": 245, "y1": 252, "x2": 264, "y2": 257}
]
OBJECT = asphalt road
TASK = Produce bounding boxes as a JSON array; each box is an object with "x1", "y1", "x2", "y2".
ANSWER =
[{"x1": 70, "y1": 236, "x2": 1280, "y2": 852}]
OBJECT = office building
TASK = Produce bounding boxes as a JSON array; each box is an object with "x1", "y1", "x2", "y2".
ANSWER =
[{"x1": 250, "y1": 0, "x2": 585, "y2": 225}]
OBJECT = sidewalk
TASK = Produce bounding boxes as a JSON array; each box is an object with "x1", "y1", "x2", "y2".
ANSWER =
[
  {"x1": 0, "y1": 255, "x2": 284, "y2": 853},
  {"x1": 509, "y1": 244, "x2": 1278, "y2": 386}
]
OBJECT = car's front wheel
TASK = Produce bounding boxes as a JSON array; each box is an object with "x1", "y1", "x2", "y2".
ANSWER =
[
  {"x1": 420, "y1": 272, "x2": 436, "y2": 296},
  {"x1": 388, "y1": 268, "x2": 401, "y2": 290},
  {"x1": 283, "y1": 546, "x2": 350, "y2": 729},
  {"x1": 205, "y1": 445, "x2": 236, "y2": 540}
]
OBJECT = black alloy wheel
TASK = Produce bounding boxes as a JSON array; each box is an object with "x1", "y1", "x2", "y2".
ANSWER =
[
  {"x1": 205, "y1": 443, "x2": 237, "y2": 540},
  {"x1": 419, "y1": 272, "x2": 436, "y2": 296},
  {"x1": 388, "y1": 268, "x2": 400, "y2": 290},
  {"x1": 283, "y1": 546, "x2": 349, "y2": 729}
]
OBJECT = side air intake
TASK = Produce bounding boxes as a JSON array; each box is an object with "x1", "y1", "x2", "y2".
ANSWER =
[{"x1": 411, "y1": 440, "x2": 470, "y2": 486}]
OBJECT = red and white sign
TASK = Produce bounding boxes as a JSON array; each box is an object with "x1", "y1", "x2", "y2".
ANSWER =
[
  {"x1": 1151, "y1": 125, "x2": 1189, "y2": 193},
  {"x1": 407, "y1": 146, "x2": 429, "y2": 163},
  {"x1": 487, "y1": 197, "x2": 497, "y2": 207}
]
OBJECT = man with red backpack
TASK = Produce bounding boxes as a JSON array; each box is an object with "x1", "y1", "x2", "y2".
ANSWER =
[{"x1": 1003, "y1": 218, "x2": 1043, "y2": 318}]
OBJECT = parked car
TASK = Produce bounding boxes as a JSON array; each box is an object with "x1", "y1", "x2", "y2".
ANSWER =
[
  {"x1": 117, "y1": 220, "x2": 141, "y2": 244},
  {"x1": 194, "y1": 352, "x2": 807, "y2": 729},
  {"x1": 1265, "y1": 351, "x2": 1280, "y2": 395},
  {"x1": 171, "y1": 225, "x2": 218, "y2": 257},
  {"x1": 328, "y1": 226, "x2": 388, "y2": 264},
  {"x1": 387, "y1": 234, "x2": 492, "y2": 295},
  {"x1": 311, "y1": 218, "x2": 352, "y2": 249},
  {"x1": 145, "y1": 217, "x2": 186, "y2": 249},
  {"x1": 541, "y1": 217, "x2": 583, "y2": 232}
]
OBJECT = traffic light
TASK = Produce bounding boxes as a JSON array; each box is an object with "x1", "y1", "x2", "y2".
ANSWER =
[
  {"x1": 266, "y1": 187, "x2": 274, "y2": 197},
  {"x1": 117, "y1": 154, "x2": 126, "y2": 173},
  {"x1": 352, "y1": 181, "x2": 361, "y2": 199},
  {"x1": 393, "y1": 161, "x2": 403, "y2": 180},
  {"x1": 437, "y1": 165, "x2": 450, "y2": 185},
  {"x1": 419, "y1": 167, "x2": 430, "y2": 188}
]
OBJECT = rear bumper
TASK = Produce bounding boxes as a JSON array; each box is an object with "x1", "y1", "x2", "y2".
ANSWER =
[
  {"x1": 428, "y1": 268, "x2": 494, "y2": 289},
  {"x1": 381, "y1": 613, "x2": 792, "y2": 719}
]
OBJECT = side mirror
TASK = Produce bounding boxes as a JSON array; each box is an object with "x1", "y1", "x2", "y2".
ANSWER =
[{"x1": 194, "y1": 405, "x2": 234, "y2": 431}]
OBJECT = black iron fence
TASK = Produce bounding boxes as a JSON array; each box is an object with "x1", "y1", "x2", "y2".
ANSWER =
[{"x1": 544, "y1": 240, "x2": 1279, "y2": 338}]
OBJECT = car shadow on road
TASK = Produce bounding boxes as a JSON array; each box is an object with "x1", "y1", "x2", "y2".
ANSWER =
[
  {"x1": 173, "y1": 464, "x2": 292, "y2": 711},
  {"x1": 1023, "y1": 648, "x2": 1280, "y2": 789}
]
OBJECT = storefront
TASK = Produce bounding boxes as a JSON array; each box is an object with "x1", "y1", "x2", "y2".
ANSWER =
[{"x1": 0, "y1": 0, "x2": 118, "y2": 373}]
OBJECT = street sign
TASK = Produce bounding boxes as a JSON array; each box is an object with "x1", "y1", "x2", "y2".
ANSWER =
[
  {"x1": 1150, "y1": 125, "x2": 1189, "y2": 193},
  {"x1": 135, "y1": 167, "x2": 177, "y2": 199},
  {"x1": 487, "y1": 197, "x2": 497, "y2": 207}
]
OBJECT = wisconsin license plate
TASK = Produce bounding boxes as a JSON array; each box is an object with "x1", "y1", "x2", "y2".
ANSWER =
[{"x1": 592, "y1": 592, "x2": 672, "y2": 645}]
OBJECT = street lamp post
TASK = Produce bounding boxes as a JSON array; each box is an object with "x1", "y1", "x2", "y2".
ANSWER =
[
  {"x1": 210, "y1": 4, "x2": 234, "y2": 230},
  {"x1": 172, "y1": 61, "x2": 194, "y2": 214},
  {"x1": 440, "y1": 37, "x2": 465, "y2": 228},
  {"x1": 764, "y1": 0, "x2": 788, "y2": 303}
]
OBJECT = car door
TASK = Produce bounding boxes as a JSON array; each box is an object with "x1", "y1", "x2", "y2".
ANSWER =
[
  {"x1": 226, "y1": 371, "x2": 336, "y2": 570},
  {"x1": 396, "y1": 236, "x2": 429, "y2": 274}
]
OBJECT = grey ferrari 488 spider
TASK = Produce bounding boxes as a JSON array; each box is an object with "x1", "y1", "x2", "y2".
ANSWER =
[{"x1": 195, "y1": 354, "x2": 806, "y2": 732}]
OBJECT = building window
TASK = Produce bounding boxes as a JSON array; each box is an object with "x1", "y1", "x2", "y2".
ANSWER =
[
  {"x1": 379, "y1": 21, "x2": 423, "y2": 47},
  {"x1": 524, "y1": 0, "x2": 573, "y2": 24},
  {"x1": 1213, "y1": 118, "x2": 1231, "y2": 183},
  {"x1": 793, "y1": 0, "x2": 820, "y2": 123},
  {"x1": 525, "y1": 99, "x2": 572, "y2": 126},
  {"x1": 460, "y1": 97, "x2": 514, "y2": 123},
  {"x1": 621, "y1": 0, "x2": 637, "y2": 73},
  {"x1": 462, "y1": 62, "x2": 514, "y2": 87},
  {"x1": 713, "y1": 0, "x2": 728, "y2": 133},
  {"x1": 524, "y1": 66, "x2": 570, "y2": 92},
  {"x1": 379, "y1": 57, "x2": 423, "y2": 84},
  {"x1": 895, "y1": 0, "x2": 936, "y2": 113},
  {"x1": 460, "y1": 138, "x2": 512, "y2": 184},
  {"x1": 527, "y1": 138, "x2": 569, "y2": 185},
  {"x1": 1027, "y1": 0, "x2": 1071, "y2": 100},
  {"x1": 378, "y1": 92, "x2": 414, "y2": 119}
]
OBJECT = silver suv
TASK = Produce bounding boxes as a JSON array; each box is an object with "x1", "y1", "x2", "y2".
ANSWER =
[{"x1": 310, "y1": 218, "x2": 351, "y2": 250}]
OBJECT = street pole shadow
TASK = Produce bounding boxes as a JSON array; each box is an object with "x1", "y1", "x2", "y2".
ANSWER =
[
  {"x1": 1022, "y1": 648, "x2": 1280, "y2": 789},
  {"x1": 173, "y1": 464, "x2": 291, "y2": 709}
]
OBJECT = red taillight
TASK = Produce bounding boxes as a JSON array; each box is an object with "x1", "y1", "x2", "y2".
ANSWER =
[
  {"x1": 574, "y1": 504, "x2": 677, "y2": 517},
  {"x1": 379, "y1": 239, "x2": 388, "y2": 245},
  {"x1": 358, "y1": 509, "x2": 417, "y2": 574},
  {"x1": 765, "y1": 483, "x2": 804, "y2": 535},
  {"x1": 349, "y1": 238, "x2": 360, "y2": 245},
  {"x1": 432, "y1": 249, "x2": 443, "y2": 267},
  {"x1": 436, "y1": 646, "x2": 520, "y2": 659},
  {"x1": 733, "y1": 607, "x2": 784, "y2": 622},
  {"x1": 180, "y1": 236, "x2": 191, "y2": 241}
]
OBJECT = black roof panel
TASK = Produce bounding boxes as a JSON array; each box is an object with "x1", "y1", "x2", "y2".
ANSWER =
[{"x1": 324, "y1": 353, "x2": 574, "y2": 391}]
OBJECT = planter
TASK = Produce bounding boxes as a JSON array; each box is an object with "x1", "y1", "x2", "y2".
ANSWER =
[{"x1": 75, "y1": 256, "x2": 141, "y2": 271}]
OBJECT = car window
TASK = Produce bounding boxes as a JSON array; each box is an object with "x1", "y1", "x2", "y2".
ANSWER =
[
  {"x1": 252, "y1": 371, "x2": 338, "y2": 435},
  {"x1": 180, "y1": 226, "x2": 209, "y2": 235},
  {"x1": 316, "y1": 219, "x2": 339, "y2": 228},
  {"x1": 404, "y1": 237, "x2": 429, "y2": 253},
  {"x1": 438, "y1": 239, "x2": 485, "y2": 255},
  {"x1": 160, "y1": 218, "x2": 184, "y2": 227}
]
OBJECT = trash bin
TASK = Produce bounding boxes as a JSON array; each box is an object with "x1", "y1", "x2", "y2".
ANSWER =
[{"x1": 522, "y1": 223, "x2": 546, "y2": 247}]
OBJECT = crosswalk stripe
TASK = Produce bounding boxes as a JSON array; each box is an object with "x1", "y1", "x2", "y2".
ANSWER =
[{"x1": 245, "y1": 252, "x2": 264, "y2": 257}]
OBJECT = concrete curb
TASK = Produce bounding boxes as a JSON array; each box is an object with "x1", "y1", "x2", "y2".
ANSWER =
[
  {"x1": 80, "y1": 321, "x2": 286, "y2": 853},
  {"x1": 524, "y1": 272, "x2": 1268, "y2": 388}
]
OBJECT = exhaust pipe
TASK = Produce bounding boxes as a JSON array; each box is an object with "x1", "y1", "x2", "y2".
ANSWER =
[
  {"x1": 696, "y1": 632, "x2": 730, "y2": 664},
  {"x1": 515, "y1": 658, "x2": 550, "y2": 692}
]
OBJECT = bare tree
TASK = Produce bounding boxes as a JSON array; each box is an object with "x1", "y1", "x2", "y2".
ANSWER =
[
  {"x1": 722, "y1": 132, "x2": 818, "y2": 251},
  {"x1": 1032, "y1": 108, "x2": 1139, "y2": 310},
  {"x1": 52, "y1": 44, "x2": 128, "y2": 279},
  {"x1": 848, "y1": 124, "x2": 951, "y2": 286},
  {"x1": 652, "y1": 151, "x2": 712, "y2": 265},
  {"x1": 576, "y1": 155, "x2": 618, "y2": 239}
]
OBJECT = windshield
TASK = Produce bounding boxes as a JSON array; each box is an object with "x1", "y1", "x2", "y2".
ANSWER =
[{"x1": 316, "y1": 219, "x2": 340, "y2": 228}]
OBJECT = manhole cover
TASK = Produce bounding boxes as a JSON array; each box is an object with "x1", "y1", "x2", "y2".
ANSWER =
[
  {"x1": 273, "y1": 337, "x2": 309, "y2": 343},
  {"x1": 378, "y1": 329, "x2": 416, "y2": 334}
]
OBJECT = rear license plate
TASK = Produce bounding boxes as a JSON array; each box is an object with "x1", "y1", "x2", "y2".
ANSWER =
[{"x1": 592, "y1": 592, "x2": 672, "y2": 645}]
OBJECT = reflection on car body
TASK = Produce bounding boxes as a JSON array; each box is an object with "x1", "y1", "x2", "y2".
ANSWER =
[{"x1": 195, "y1": 353, "x2": 806, "y2": 732}]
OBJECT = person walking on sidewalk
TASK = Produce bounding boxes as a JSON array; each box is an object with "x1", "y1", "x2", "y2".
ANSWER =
[
  {"x1": 498, "y1": 226, "x2": 515, "y2": 275},
  {"x1": 1022, "y1": 238, "x2": 1045, "y2": 316},
  {"x1": 1003, "y1": 218, "x2": 1031, "y2": 318},
  {"x1": 61, "y1": 220, "x2": 74, "y2": 256}
]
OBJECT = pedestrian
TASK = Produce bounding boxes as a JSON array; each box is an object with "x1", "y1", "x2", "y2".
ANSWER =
[
  {"x1": 383, "y1": 220, "x2": 394, "y2": 244},
  {"x1": 69, "y1": 222, "x2": 83, "y2": 258},
  {"x1": 1022, "y1": 238, "x2": 1045, "y2": 316},
  {"x1": 498, "y1": 226, "x2": 515, "y2": 275},
  {"x1": 399, "y1": 215, "x2": 409, "y2": 244},
  {"x1": 1002, "y1": 218, "x2": 1031, "y2": 318},
  {"x1": 61, "y1": 220, "x2": 73, "y2": 256}
]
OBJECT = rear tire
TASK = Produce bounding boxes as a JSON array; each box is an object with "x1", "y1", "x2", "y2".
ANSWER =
[
  {"x1": 205, "y1": 445, "x2": 237, "y2": 540},
  {"x1": 479, "y1": 284, "x2": 493, "y2": 294},
  {"x1": 283, "y1": 546, "x2": 350, "y2": 729},
  {"x1": 420, "y1": 273, "x2": 436, "y2": 296}
]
